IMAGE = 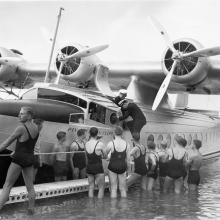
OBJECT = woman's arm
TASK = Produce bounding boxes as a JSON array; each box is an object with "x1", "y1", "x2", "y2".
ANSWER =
[
  {"x1": 0, "y1": 126, "x2": 23, "y2": 152},
  {"x1": 105, "y1": 141, "x2": 113, "y2": 160}
]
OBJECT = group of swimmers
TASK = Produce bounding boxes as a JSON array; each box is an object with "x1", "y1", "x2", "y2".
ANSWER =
[
  {"x1": 0, "y1": 105, "x2": 203, "y2": 215},
  {"x1": 52, "y1": 124, "x2": 203, "y2": 199}
]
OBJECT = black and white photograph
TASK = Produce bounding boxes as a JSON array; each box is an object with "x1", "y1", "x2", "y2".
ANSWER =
[{"x1": 0, "y1": 0, "x2": 220, "y2": 219}]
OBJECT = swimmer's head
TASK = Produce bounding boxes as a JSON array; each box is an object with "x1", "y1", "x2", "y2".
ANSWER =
[
  {"x1": 147, "y1": 141, "x2": 156, "y2": 150},
  {"x1": 160, "y1": 140, "x2": 167, "y2": 149},
  {"x1": 132, "y1": 132, "x2": 140, "y2": 141},
  {"x1": 19, "y1": 106, "x2": 34, "y2": 122},
  {"x1": 114, "y1": 126, "x2": 123, "y2": 136},
  {"x1": 89, "y1": 127, "x2": 98, "y2": 137},
  {"x1": 56, "y1": 131, "x2": 66, "y2": 141},
  {"x1": 147, "y1": 134, "x2": 154, "y2": 142},
  {"x1": 77, "y1": 129, "x2": 86, "y2": 137},
  {"x1": 175, "y1": 135, "x2": 187, "y2": 147},
  {"x1": 193, "y1": 139, "x2": 202, "y2": 149}
]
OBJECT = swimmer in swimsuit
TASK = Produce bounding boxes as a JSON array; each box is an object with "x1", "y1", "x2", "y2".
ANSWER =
[
  {"x1": 52, "y1": 131, "x2": 69, "y2": 182},
  {"x1": 0, "y1": 106, "x2": 39, "y2": 214},
  {"x1": 186, "y1": 139, "x2": 202, "y2": 191},
  {"x1": 106, "y1": 126, "x2": 130, "y2": 198},
  {"x1": 157, "y1": 140, "x2": 169, "y2": 191},
  {"x1": 70, "y1": 129, "x2": 87, "y2": 179},
  {"x1": 85, "y1": 127, "x2": 106, "y2": 199},
  {"x1": 127, "y1": 132, "x2": 147, "y2": 190},
  {"x1": 163, "y1": 135, "x2": 187, "y2": 194},
  {"x1": 146, "y1": 141, "x2": 159, "y2": 191}
]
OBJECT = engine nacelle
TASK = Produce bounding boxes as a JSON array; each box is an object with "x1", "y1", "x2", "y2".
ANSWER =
[
  {"x1": 55, "y1": 44, "x2": 100, "y2": 84},
  {"x1": 162, "y1": 38, "x2": 209, "y2": 86},
  {"x1": 0, "y1": 47, "x2": 22, "y2": 82}
]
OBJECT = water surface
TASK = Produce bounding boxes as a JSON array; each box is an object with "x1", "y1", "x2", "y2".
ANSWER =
[{"x1": 1, "y1": 159, "x2": 220, "y2": 220}]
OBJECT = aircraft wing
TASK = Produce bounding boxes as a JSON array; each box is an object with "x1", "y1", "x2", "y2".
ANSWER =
[{"x1": 19, "y1": 62, "x2": 56, "y2": 77}]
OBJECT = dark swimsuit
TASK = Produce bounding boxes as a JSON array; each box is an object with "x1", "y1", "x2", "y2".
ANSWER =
[
  {"x1": 187, "y1": 160, "x2": 200, "y2": 185},
  {"x1": 72, "y1": 141, "x2": 86, "y2": 170},
  {"x1": 12, "y1": 124, "x2": 39, "y2": 168},
  {"x1": 86, "y1": 141, "x2": 104, "y2": 175},
  {"x1": 134, "y1": 144, "x2": 147, "y2": 175},
  {"x1": 166, "y1": 149, "x2": 186, "y2": 179},
  {"x1": 159, "y1": 161, "x2": 167, "y2": 177},
  {"x1": 147, "y1": 152, "x2": 159, "y2": 179},
  {"x1": 187, "y1": 170, "x2": 200, "y2": 185},
  {"x1": 108, "y1": 141, "x2": 127, "y2": 174},
  {"x1": 159, "y1": 151, "x2": 168, "y2": 177}
]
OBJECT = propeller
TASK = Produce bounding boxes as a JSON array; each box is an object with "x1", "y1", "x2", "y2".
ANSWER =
[
  {"x1": 149, "y1": 16, "x2": 178, "y2": 54},
  {"x1": 60, "y1": 44, "x2": 109, "y2": 62},
  {"x1": 55, "y1": 44, "x2": 109, "y2": 84},
  {"x1": 152, "y1": 60, "x2": 177, "y2": 111},
  {"x1": 149, "y1": 16, "x2": 220, "y2": 110},
  {"x1": 182, "y1": 46, "x2": 220, "y2": 58}
]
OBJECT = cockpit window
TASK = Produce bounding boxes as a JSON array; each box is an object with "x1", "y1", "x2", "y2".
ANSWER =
[
  {"x1": 37, "y1": 88, "x2": 87, "y2": 108},
  {"x1": 21, "y1": 88, "x2": 37, "y2": 99}
]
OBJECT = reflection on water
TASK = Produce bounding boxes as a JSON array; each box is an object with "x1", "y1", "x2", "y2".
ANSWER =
[{"x1": 1, "y1": 159, "x2": 220, "y2": 220}]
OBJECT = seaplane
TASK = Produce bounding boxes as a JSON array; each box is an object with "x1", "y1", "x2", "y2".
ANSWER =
[{"x1": 0, "y1": 10, "x2": 220, "y2": 204}]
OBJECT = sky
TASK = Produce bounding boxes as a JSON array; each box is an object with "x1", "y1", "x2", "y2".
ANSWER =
[{"x1": 1, "y1": 0, "x2": 220, "y2": 110}]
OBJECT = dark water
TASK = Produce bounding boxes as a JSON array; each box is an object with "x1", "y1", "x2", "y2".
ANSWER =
[{"x1": 1, "y1": 159, "x2": 220, "y2": 220}]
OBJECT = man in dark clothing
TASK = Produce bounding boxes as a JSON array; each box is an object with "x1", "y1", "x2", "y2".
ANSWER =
[{"x1": 118, "y1": 99, "x2": 146, "y2": 138}]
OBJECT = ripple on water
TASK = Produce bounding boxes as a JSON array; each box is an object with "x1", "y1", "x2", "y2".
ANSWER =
[{"x1": 1, "y1": 159, "x2": 220, "y2": 220}]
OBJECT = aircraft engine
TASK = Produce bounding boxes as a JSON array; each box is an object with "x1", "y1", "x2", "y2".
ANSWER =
[
  {"x1": 0, "y1": 47, "x2": 22, "y2": 82},
  {"x1": 55, "y1": 44, "x2": 99, "y2": 84},
  {"x1": 162, "y1": 38, "x2": 209, "y2": 87}
]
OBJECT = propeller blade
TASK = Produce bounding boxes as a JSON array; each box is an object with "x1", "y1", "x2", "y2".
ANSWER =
[
  {"x1": 182, "y1": 46, "x2": 220, "y2": 58},
  {"x1": 152, "y1": 60, "x2": 177, "y2": 111},
  {"x1": 63, "y1": 44, "x2": 109, "y2": 61},
  {"x1": 149, "y1": 16, "x2": 177, "y2": 54}
]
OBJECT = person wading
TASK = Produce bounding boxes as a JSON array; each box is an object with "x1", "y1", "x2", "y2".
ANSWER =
[{"x1": 0, "y1": 106, "x2": 39, "y2": 214}]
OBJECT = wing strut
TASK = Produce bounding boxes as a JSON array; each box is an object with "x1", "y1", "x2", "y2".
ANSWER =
[{"x1": 44, "y1": 7, "x2": 64, "y2": 83}]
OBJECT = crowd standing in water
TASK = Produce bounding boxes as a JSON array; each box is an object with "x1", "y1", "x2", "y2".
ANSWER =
[{"x1": 0, "y1": 103, "x2": 203, "y2": 215}]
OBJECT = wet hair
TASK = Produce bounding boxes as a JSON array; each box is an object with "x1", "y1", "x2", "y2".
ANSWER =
[
  {"x1": 56, "y1": 131, "x2": 66, "y2": 140},
  {"x1": 114, "y1": 126, "x2": 123, "y2": 136},
  {"x1": 89, "y1": 127, "x2": 98, "y2": 137},
  {"x1": 33, "y1": 118, "x2": 44, "y2": 125},
  {"x1": 77, "y1": 129, "x2": 86, "y2": 137},
  {"x1": 193, "y1": 139, "x2": 202, "y2": 149},
  {"x1": 147, "y1": 141, "x2": 156, "y2": 150},
  {"x1": 21, "y1": 106, "x2": 34, "y2": 118},
  {"x1": 132, "y1": 132, "x2": 140, "y2": 141},
  {"x1": 182, "y1": 138, "x2": 187, "y2": 147},
  {"x1": 160, "y1": 140, "x2": 167, "y2": 149},
  {"x1": 175, "y1": 135, "x2": 186, "y2": 147},
  {"x1": 147, "y1": 134, "x2": 154, "y2": 142}
]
